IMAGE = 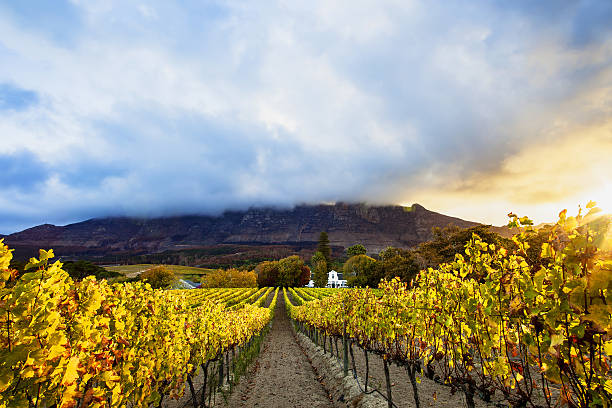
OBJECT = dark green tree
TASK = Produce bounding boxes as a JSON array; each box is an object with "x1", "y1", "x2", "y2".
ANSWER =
[
  {"x1": 346, "y1": 244, "x2": 367, "y2": 257},
  {"x1": 377, "y1": 247, "x2": 420, "y2": 285},
  {"x1": 310, "y1": 251, "x2": 328, "y2": 288},
  {"x1": 62, "y1": 260, "x2": 121, "y2": 281},
  {"x1": 343, "y1": 254, "x2": 379, "y2": 287},
  {"x1": 317, "y1": 231, "x2": 331, "y2": 264},
  {"x1": 413, "y1": 225, "x2": 510, "y2": 270}
]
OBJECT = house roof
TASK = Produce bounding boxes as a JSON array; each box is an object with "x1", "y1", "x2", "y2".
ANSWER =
[{"x1": 172, "y1": 279, "x2": 198, "y2": 289}]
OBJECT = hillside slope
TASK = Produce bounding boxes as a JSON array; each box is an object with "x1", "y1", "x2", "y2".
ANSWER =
[{"x1": 6, "y1": 203, "x2": 481, "y2": 257}]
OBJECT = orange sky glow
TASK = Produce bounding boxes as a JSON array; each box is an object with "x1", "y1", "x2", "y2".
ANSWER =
[{"x1": 404, "y1": 122, "x2": 612, "y2": 226}]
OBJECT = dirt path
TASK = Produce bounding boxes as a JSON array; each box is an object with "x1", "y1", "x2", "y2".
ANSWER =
[
  {"x1": 221, "y1": 295, "x2": 336, "y2": 408},
  {"x1": 344, "y1": 343, "x2": 493, "y2": 408},
  {"x1": 264, "y1": 289, "x2": 275, "y2": 307},
  {"x1": 343, "y1": 341, "x2": 554, "y2": 407}
]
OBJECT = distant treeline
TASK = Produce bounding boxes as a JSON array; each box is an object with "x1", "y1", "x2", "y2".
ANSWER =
[{"x1": 8, "y1": 223, "x2": 557, "y2": 289}]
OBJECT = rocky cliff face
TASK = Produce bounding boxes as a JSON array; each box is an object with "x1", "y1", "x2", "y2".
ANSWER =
[{"x1": 5, "y1": 203, "x2": 480, "y2": 257}]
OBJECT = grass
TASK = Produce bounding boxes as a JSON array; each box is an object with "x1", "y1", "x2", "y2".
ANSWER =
[{"x1": 104, "y1": 263, "x2": 214, "y2": 279}]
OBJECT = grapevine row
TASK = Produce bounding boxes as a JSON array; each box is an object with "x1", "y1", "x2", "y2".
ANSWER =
[
  {"x1": 288, "y1": 207, "x2": 612, "y2": 408},
  {"x1": 0, "y1": 244, "x2": 273, "y2": 408},
  {"x1": 227, "y1": 287, "x2": 267, "y2": 308}
]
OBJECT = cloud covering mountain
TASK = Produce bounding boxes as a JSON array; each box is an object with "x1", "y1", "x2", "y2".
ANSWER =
[{"x1": 1, "y1": 0, "x2": 611, "y2": 233}]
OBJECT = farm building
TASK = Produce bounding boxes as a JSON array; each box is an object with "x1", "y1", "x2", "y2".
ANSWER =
[{"x1": 306, "y1": 270, "x2": 348, "y2": 288}]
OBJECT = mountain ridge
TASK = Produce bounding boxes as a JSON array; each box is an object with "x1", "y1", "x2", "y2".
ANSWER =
[{"x1": 5, "y1": 203, "x2": 495, "y2": 259}]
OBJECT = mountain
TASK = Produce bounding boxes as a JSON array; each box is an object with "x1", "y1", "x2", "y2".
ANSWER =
[{"x1": 5, "y1": 203, "x2": 482, "y2": 261}]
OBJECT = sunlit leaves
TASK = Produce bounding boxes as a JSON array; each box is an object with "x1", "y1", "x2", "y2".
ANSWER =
[
  {"x1": 290, "y1": 203, "x2": 612, "y2": 408},
  {"x1": 0, "y1": 246, "x2": 272, "y2": 408}
]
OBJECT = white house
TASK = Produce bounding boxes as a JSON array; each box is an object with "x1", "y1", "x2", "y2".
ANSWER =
[
  {"x1": 326, "y1": 270, "x2": 348, "y2": 288},
  {"x1": 305, "y1": 270, "x2": 348, "y2": 288},
  {"x1": 172, "y1": 279, "x2": 199, "y2": 290}
]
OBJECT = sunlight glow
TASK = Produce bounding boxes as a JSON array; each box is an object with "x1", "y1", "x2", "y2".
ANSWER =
[{"x1": 592, "y1": 183, "x2": 612, "y2": 216}]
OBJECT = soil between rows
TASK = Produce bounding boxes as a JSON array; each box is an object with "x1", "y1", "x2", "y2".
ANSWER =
[
  {"x1": 168, "y1": 291, "x2": 552, "y2": 408},
  {"x1": 219, "y1": 295, "x2": 336, "y2": 408}
]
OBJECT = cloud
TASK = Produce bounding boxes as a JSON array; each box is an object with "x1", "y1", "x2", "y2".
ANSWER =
[
  {"x1": 407, "y1": 121, "x2": 612, "y2": 224},
  {"x1": 0, "y1": 0, "x2": 611, "y2": 233}
]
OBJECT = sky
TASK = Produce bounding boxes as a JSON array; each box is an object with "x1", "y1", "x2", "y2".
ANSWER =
[{"x1": 0, "y1": 0, "x2": 611, "y2": 234}]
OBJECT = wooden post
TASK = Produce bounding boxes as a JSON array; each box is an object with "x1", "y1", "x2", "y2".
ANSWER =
[
  {"x1": 342, "y1": 296, "x2": 348, "y2": 376},
  {"x1": 343, "y1": 327, "x2": 348, "y2": 377},
  {"x1": 383, "y1": 358, "x2": 393, "y2": 408},
  {"x1": 218, "y1": 356, "x2": 224, "y2": 389}
]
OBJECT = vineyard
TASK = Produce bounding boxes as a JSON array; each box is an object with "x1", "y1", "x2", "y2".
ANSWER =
[
  {"x1": 1, "y1": 205, "x2": 611, "y2": 408},
  {"x1": 0, "y1": 246, "x2": 279, "y2": 408},
  {"x1": 286, "y1": 207, "x2": 612, "y2": 408}
]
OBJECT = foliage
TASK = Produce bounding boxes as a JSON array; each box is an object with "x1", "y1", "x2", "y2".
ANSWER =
[
  {"x1": 413, "y1": 224, "x2": 510, "y2": 271},
  {"x1": 514, "y1": 225, "x2": 555, "y2": 273},
  {"x1": 343, "y1": 254, "x2": 378, "y2": 287},
  {"x1": 310, "y1": 251, "x2": 328, "y2": 288},
  {"x1": 288, "y1": 205, "x2": 612, "y2": 408},
  {"x1": 278, "y1": 255, "x2": 305, "y2": 287},
  {"x1": 346, "y1": 244, "x2": 367, "y2": 257},
  {"x1": 0, "y1": 242, "x2": 272, "y2": 408},
  {"x1": 6, "y1": 259, "x2": 26, "y2": 284},
  {"x1": 255, "y1": 260, "x2": 279, "y2": 287},
  {"x1": 298, "y1": 265, "x2": 311, "y2": 287},
  {"x1": 139, "y1": 265, "x2": 176, "y2": 289},
  {"x1": 377, "y1": 246, "x2": 420, "y2": 285},
  {"x1": 0, "y1": 241, "x2": 18, "y2": 289},
  {"x1": 63, "y1": 260, "x2": 121, "y2": 281},
  {"x1": 202, "y1": 268, "x2": 257, "y2": 288},
  {"x1": 317, "y1": 231, "x2": 331, "y2": 264}
]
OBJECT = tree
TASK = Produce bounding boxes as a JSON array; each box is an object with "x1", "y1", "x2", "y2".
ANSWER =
[
  {"x1": 203, "y1": 268, "x2": 257, "y2": 288},
  {"x1": 62, "y1": 260, "x2": 121, "y2": 281},
  {"x1": 343, "y1": 254, "x2": 378, "y2": 287},
  {"x1": 413, "y1": 225, "x2": 510, "y2": 272},
  {"x1": 317, "y1": 231, "x2": 331, "y2": 264},
  {"x1": 298, "y1": 265, "x2": 311, "y2": 287},
  {"x1": 255, "y1": 261, "x2": 279, "y2": 287},
  {"x1": 311, "y1": 251, "x2": 328, "y2": 288},
  {"x1": 139, "y1": 266, "x2": 176, "y2": 289},
  {"x1": 278, "y1": 255, "x2": 305, "y2": 287},
  {"x1": 346, "y1": 244, "x2": 367, "y2": 257},
  {"x1": 377, "y1": 247, "x2": 420, "y2": 285}
]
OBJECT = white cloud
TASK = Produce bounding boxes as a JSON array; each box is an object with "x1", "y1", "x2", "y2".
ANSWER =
[{"x1": 0, "y1": 0, "x2": 610, "y2": 233}]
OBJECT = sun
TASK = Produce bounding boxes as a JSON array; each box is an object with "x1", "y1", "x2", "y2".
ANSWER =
[{"x1": 592, "y1": 183, "x2": 612, "y2": 215}]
